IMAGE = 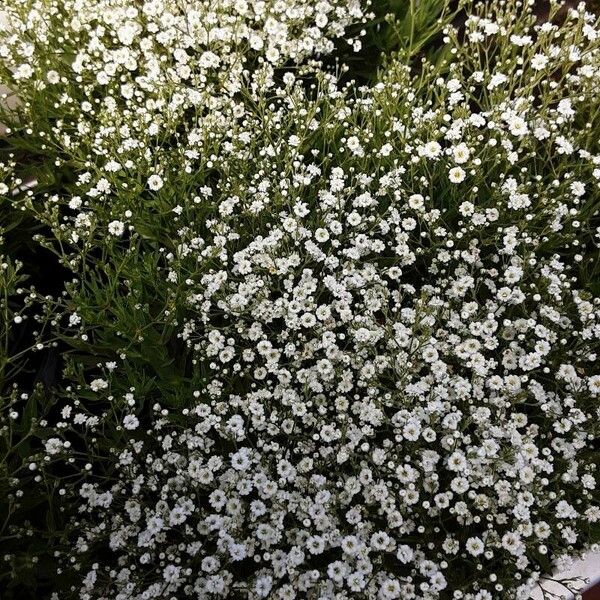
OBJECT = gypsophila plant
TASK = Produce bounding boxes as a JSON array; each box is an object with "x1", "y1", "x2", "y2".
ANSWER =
[
  {"x1": 0, "y1": 253, "x2": 65, "y2": 594},
  {"x1": 0, "y1": 0, "x2": 599, "y2": 598}
]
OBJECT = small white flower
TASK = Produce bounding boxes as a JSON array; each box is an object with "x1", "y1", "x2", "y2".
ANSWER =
[
  {"x1": 531, "y1": 53, "x2": 548, "y2": 70},
  {"x1": 147, "y1": 175, "x2": 164, "y2": 191},
  {"x1": 90, "y1": 378, "x2": 108, "y2": 392},
  {"x1": 265, "y1": 46, "x2": 280, "y2": 63},
  {"x1": 307, "y1": 535, "x2": 325, "y2": 554},
  {"x1": 198, "y1": 51, "x2": 221, "y2": 69},
  {"x1": 459, "y1": 201, "x2": 474, "y2": 216},
  {"x1": 68, "y1": 196, "x2": 82, "y2": 210},
  {"x1": 45, "y1": 438, "x2": 64, "y2": 455},
  {"x1": 465, "y1": 536, "x2": 485, "y2": 556},
  {"x1": 408, "y1": 193, "x2": 425, "y2": 211},
  {"x1": 557, "y1": 98, "x2": 575, "y2": 119},
  {"x1": 421, "y1": 140, "x2": 442, "y2": 158},
  {"x1": 508, "y1": 116, "x2": 528, "y2": 137},
  {"x1": 588, "y1": 375, "x2": 600, "y2": 396},
  {"x1": 452, "y1": 143, "x2": 470, "y2": 164},
  {"x1": 380, "y1": 143, "x2": 393, "y2": 157},
  {"x1": 123, "y1": 415, "x2": 139, "y2": 430},
  {"x1": 449, "y1": 167, "x2": 466, "y2": 183},
  {"x1": 346, "y1": 135, "x2": 363, "y2": 156},
  {"x1": 108, "y1": 220, "x2": 125, "y2": 236},
  {"x1": 46, "y1": 70, "x2": 60, "y2": 84},
  {"x1": 314, "y1": 228, "x2": 330, "y2": 243},
  {"x1": 487, "y1": 72, "x2": 508, "y2": 90}
]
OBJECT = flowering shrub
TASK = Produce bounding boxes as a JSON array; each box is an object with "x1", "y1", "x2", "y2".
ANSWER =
[{"x1": 1, "y1": 0, "x2": 600, "y2": 598}]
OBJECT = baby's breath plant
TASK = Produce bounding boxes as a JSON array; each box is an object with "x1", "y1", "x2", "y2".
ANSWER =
[
  {"x1": 0, "y1": 0, "x2": 599, "y2": 599},
  {"x1": 0, "y1": 255, "x2": 64, "y2": 597}
]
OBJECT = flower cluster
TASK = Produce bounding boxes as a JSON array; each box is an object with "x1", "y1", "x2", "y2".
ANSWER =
[
  {"x1": 1, "y1": 0, "x2": 600, "y2": 599},
  {"x1": 0, "y1": 0, "x2": 368, "y2": 180}
]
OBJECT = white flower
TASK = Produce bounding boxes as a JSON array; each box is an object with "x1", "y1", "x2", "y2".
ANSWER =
[
  {"x1": 307, "y1": 535, "x2": 325, "y2": 554},
  {"x1": 117, "y1": 21, "x2": 141, "y2": 46},
  {"x1": 452, "y1": 143, "x2": 470, "y2": 164},
  {"x1": 422, "y1": 140, "x2": 442, "y2": 158},
  {"x1": 147, "y1": 175, "x2": 164, "y2": 191},
  {"x1": 347, "y1": 572, "x2": 366, "y2": 591},
  {"x1": 265, "y1": 47, "x2": 280, "y2": 63},
  {"x1": 45, "y1": 438, "x2": 64, "y2": 455},
  {"x1": 447, "y1": 450, "x2": 467, "y2": 471},
  {"x1": 255, "y1": 575, "x2": 272, "y2": 598},
  {"x1": 588, "y1": 375, "x2": 600, "y2": 396},
  {"x1": 449, "y1": 167, "x2": 466, "y2": 183},
  {"x1": 198, "y1": 51, "x2": 221, "y2": 69},
  {"x1": 314, "y1": 228, "x2": 330, "y2": 243},
  {"x1": 90, "y1": 378, "x2": 108, "y2": 392},
  {"x1": 346, "y1": 135, "x2": 363, "y2": 156},
  {"x1": 408, "y1": 193, "x2": 424, "y2": 211},
  {"x1": 108, "y1": 220, "x2": 125, "y2": 236},
  {"x1": 487, "y1": 73, "x2": 508, "y2": 89},
  {"x1": 379, "y1": 578, "x2": 401, "y2": 599},
  {"x1": 123, "y1": 415, "x2": 139, "y2": 430},
  {"x1": 68, "y1": 196, "x2": 82, "y2": 210},
  {"x1": 14, "y1": 63, "x2": 34, "y2": 80},
  {"x1": 47, "y1": 70, "x2": 60, "y2": 84},
  {"x1": 502, "y1": 532, "x2": 524, "y2": 556},
  {"x1": 531, "y1": 54, "x2": 548, "y2": 71},
  {"x1": 163, "y1": 565, "x2": 181, "y2": 583},
  {"x1": 459, "y1": 201, "x2": 474, "y2": 216},
  {"x1": 396, "y1": 544, "x2": 414, "y2": 564},
  {"x1": 69, "y1": 313, "x2": 82, "y2": 326},
  {"x1": 341, "y1": 535, "x2": 360, "y2": 556},
  {"x1": 511, "y1": 34, "x2": 532, "y2": 47},
  {"x1": 380, "y1": 143, "x2": 393, "y2": 157},
  {"x1": 570, "y1": 181, "x2": 585, "y2": 197},
  {"x1": 508, "y1": 116, "x2": 528, "y2": 136},
  {"x1": 557, "y1": 99, "x2": 575, "y2": 119},
  {"x1": 465, "y1": 537, "x2": 485, "y2": 556},
  {"x1": 231, "y1": 448, "x2": 251, "y2": 471}
]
